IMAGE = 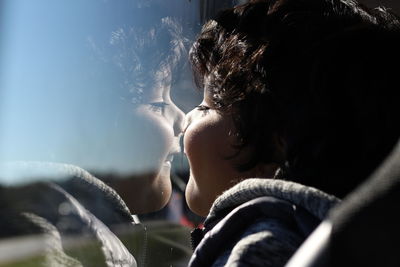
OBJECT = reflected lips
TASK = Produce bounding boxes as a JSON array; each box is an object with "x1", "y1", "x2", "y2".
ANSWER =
[
  {"x1": 164, "y1": 154, "x2": 174, "y2": 167},
  {"x1": 164, "y1": 135, "x2": 181, "y2": 167}
]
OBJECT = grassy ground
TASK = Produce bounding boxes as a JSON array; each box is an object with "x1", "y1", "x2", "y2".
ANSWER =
[{"x1": 0, "y1": 220, "x2": 192, "y2": 267}]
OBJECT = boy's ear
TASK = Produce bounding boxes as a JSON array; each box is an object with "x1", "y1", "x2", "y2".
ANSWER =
[{"x1": 273, "y1": 132, "x2": 287, "y2": 164}]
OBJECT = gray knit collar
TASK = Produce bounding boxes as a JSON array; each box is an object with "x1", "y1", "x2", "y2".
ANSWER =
[{"x1": 208, "y1": 178, "x2": 340, "y2": 221}]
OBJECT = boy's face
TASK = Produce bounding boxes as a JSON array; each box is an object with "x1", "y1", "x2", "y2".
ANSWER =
[
  {"x1": 114, "y1": 66, "x2": 185, "y2": 214},
  {"x1": 183, "y1": 85, "x2": 270, "y2": 216}
]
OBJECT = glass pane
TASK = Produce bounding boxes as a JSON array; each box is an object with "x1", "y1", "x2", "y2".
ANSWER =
[{"x1": 0, "y1": 0, "x2": 242, "y2": 266}]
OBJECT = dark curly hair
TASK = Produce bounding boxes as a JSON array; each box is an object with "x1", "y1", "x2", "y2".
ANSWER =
[{"x1": 189, "y1": 0, "x2": 400, "y2": 197}]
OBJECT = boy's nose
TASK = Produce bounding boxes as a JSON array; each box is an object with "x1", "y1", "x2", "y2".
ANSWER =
[{"x1": 182, "y1": 109, "x2": 196, "y2": 135}]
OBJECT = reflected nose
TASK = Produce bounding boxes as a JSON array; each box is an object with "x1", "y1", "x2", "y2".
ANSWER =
[{"x1": 182, "y1": 110, "x2": 193, "y2": 135}]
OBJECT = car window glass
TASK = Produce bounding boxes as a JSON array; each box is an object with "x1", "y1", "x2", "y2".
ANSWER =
[{"x1": 0, "y1": 1, "x2": 244, "y2": 266}]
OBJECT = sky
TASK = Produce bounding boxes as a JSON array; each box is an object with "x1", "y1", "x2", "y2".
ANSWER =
[{"x1": 0, "y1": 0, "x2": 199, "y2": 182}]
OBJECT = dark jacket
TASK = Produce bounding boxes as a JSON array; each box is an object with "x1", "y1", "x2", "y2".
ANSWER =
[{"x1": 189, "y1": 178, "x2": 339, "y2": 267}]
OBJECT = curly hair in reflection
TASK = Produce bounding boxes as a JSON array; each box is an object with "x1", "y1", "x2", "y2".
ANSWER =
[
  {"x1": 110, "y1": 17, "x2": 190, "y2": 103},
  {"x1": 190, "y1": 0, "x2": 400, "y2": 197}
]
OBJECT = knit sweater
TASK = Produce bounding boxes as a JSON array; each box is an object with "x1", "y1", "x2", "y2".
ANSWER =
[
  {"x1": 0, "y1": 162, "x2": 137, "y2": 267},
  {"x1": 189, "y1": 178, "x2": 340, "y2": 267}
]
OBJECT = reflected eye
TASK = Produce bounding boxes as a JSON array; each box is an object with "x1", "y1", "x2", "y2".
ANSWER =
[{"x1": 148, "y1": 102, "x2": 169, "y2": 114}]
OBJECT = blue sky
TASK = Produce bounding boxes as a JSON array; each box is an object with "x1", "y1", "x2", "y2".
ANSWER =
[{"x1": 0, "y1": 0, "x2": 198, "y2": 181}]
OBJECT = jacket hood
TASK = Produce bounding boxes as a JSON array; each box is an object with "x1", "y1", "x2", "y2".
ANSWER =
[{"x1": 208, "y1": 178, "x2": 340, "y2": 222}]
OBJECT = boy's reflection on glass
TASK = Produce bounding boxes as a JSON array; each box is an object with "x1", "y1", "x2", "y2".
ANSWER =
[
  {"x1": 0, "y1": 1, "x2": 195, "y2": 266},
  {"x1": 98, "y1": 17, "x2": 187, "y2": 214}
]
